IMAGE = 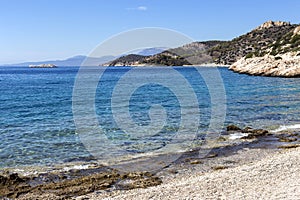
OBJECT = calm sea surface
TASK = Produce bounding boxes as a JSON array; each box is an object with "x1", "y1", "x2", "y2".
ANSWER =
[{"x1": 1, "y1": 66, "x2": 300, "y2": 168}]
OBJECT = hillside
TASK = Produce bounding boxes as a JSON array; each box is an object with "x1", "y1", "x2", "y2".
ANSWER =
[
  {"x1": 105, "y1": 41, "x2": 224, "y2": 66},
  {"x1": 104, "y1": 54, "x2": 148, "y2": 66},
  {"x1": 105, "y1": 21, "x2": 299, "y2": 67},
  {"x1": 229, "y1": 24, "x2": 300, "y2": 77},
  {"x1": 209, "y1": 21, "x2": 297, "y2": 65}
]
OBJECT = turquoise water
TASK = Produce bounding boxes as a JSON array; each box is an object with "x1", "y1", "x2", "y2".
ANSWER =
[{"x1": 1, "y1": 66, "x2": 300, "y2": 168}]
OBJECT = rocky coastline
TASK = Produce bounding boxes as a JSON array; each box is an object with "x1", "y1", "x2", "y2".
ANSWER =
[
  {"x1": 1, "y1": 124, "x2": 300, "y2": 199},
  {"x1": 229, "y1": 51, "x2": 300, "y2": 77}
]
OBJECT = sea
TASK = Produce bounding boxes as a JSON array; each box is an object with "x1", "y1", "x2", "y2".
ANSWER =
[{"x1": 1, "y1": 66, "x2": 300, "y2": 169}]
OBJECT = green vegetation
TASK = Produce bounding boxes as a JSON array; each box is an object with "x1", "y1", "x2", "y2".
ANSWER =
[
  {"x1": 269, "y1": 31, "x2": 300, "y2": 55},
  {"x1": 245, "y1": 53, "x2": 254, "y2": 59},
  {"x1": 207, "y1": 23, "x2": 296, "y2": 64},
  {"x1": 144, "y1": 53, "x2": 191, "y2": 66}
]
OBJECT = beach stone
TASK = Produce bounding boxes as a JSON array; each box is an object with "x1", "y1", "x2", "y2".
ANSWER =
[
  {"x1": 190, "y1": 160, "x2": 202, "y2": 165},
  {"x1": 206, "y1": 153, "x2": 218, "y2": 158},
  {"x1": 217, "y1": 136, "x2": 227, "y2": 142},
  {"x1": 278, "y1": 144, "x2": 300, "y2": 149},
  {"x1": 241, "y1": 126, "x2": 254, "y2": 133},
  {"x1": 212, "y1": 166, "x2": 229, "y2": 171},
  {"x1": 226, "y1": 125, "x2": 242, "y2": 131},
  {"x1": 278, "y1": 137, "x2": 297, "y2": 142},
  {"x1": 241, "y1": 128, "x2": 269, "y2": 139}
]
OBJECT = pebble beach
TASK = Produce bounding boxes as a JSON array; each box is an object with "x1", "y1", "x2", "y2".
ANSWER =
[{"x1": 76, "y1": 147, "x2": 300, "y2": 200}]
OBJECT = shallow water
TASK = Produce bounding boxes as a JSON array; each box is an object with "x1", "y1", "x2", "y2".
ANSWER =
[{"x1": 1, "y1": 66, "x2": 300, "y2": 168}]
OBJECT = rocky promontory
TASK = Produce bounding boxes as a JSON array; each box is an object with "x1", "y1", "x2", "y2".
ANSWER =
[
  {"x1": 229, "y1": 24, "x2": 300, "y2": 77},
  {"x1": 229, "y1": 52, "x2": 300, "y2": 77}
]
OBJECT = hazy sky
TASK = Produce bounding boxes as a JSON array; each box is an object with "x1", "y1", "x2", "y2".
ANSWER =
[{"x1": 0, "y1": 0, "x2": 300, "y2": 64}]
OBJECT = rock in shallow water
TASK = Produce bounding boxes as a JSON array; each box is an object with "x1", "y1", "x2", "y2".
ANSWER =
[
  {"x1": 225, "y1": 125, "x2": 270, "y2": 139},
  {"x1": 226, "y1": 125, "x2": 242, "y2": 131}
]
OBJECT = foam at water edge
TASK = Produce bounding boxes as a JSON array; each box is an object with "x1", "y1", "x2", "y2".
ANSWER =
[
  {"x1": 229, "y1": 133, "x2": 249, "y2": 140},
  {"x1": 270, "y1": 124, "x2": 300, "y2": 133},
  {"x1": 63, "y1": 165, "x2": 90, "y2": 171}
]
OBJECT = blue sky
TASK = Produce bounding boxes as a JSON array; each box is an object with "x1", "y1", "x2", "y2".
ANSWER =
[{"x1": 0, "y1": 0, "x2": 300, "y2": 64}]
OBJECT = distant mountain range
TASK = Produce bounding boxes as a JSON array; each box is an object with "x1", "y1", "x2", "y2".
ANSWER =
[
  {"x1": 3, "y1": 55, "x2": 115, "y2": 67},
  {"x1": 3, "y1": 47, "x2": 167, "y2": 67},
  {"x1": 127, "y1": 47, "x2": 168, "y2": 56}
]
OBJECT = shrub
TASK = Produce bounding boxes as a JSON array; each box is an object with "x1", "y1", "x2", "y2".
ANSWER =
[{"x1": 245, "y1": 52, "x2": 254, "y2": 59}]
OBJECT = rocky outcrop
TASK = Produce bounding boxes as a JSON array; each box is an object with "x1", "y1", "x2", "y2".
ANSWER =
[
  {"x1": 254, "y1": 21, "x2": 291, "y2": 30},
  {"x1": 225, "y1": 125, "x2": 270, "y2": 139},
  {"x1": 293, "y1": 25, "x2": 300, "y2": 35},
  {"x1": 229, "y1": 51, "x2": 300, "y2": 77},
  {"x1": 226, "y1": 124, "x2": 242, "y2": 131}
]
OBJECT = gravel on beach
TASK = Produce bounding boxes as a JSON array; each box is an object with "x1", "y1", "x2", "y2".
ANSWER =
[{"x1": 77, "y1": 147, "x2": 300, "y2": 200}]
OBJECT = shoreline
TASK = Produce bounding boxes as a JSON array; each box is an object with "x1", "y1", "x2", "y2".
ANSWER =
[
  {"x1": 101, "y1": 64, "x2": 230, "y2": 67},
  {"x1": 1, "y1": 126, "x2": 300, "y2": 199}
]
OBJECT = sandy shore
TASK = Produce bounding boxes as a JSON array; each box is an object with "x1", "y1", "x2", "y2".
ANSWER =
[{"x1": 77, "y1": 147, "x2": 300, "y2": 200}]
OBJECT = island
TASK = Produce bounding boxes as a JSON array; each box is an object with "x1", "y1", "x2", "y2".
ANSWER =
[{"x1": 29, "y1": 64, "x2": 57, "y2": 68}]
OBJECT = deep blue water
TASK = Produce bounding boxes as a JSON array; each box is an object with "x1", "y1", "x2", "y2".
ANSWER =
[{"x1": 1, "y1": 66, "x2": 300, "y2": 168}]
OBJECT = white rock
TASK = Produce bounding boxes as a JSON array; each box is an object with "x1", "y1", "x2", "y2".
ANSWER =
[{"x1": 229, "y1": 52, "x2": 300, "y2": 77}]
